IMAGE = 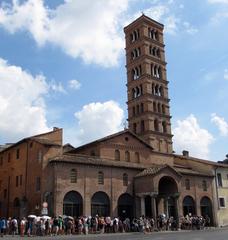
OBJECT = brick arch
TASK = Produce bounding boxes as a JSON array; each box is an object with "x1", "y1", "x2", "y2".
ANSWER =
[
  {"x1": 182, "y1": 195, "x2": 196, "y2": 216},
  {"x1": 153, "y1": 170, "x2": 181, "y2": 193},
  {"x1": 91, "y1": 191, "x2": 110, "y2": 217},
  {"x1": 63, "y1": 191, "x2": 83, "y2": 217},
  {"x1": 158, "y1": 176, "x2": 178, "y2": 195},
  {"x1": 59, "y1": 188, "x2": 84, "y2": 206}
]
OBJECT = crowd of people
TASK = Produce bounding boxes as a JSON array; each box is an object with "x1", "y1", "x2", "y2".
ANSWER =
[{"x1": 0, "y1": 214, "x2": 211, "y2": 237}]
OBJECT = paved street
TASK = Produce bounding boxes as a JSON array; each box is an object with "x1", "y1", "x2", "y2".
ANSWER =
[{"x1": 2, "y1": 228, "x2": 228, "y2": 240}]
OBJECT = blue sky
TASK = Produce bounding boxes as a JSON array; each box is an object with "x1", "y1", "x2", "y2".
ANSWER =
[{"x1": 0, "y1": 0, "x2": 228, "y2": 161}]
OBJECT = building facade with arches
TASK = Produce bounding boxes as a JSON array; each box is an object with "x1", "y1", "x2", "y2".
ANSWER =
[{"x1": 2, "y1": 14, "x2": 228, "y2": 226}]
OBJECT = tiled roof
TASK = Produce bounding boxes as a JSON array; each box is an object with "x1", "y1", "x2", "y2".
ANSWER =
[
  {"x1": 31, "y1": 138, "x2": 61, "y2": 146},
  {"x1": 69, "y1": 129, "x2": 154, "y2": 153},
  {"x1": 174, "y1": 166, "x2": 214, "y2": 177},
  {"x1": 135, "y1": 164, "x2": 214, "y2": 178},
  {"x1": 0, "y1": 128, "x2": 62, "y2": 153},
  {"x1": 135, "y1": 165, "x2": 166, "y2": 178},
  {"x1": 49, "y1": 153, "x2": 145, "y2": 170},
  {"x1": 174, "y1": 154, "x2": 228, "y2": 168}
]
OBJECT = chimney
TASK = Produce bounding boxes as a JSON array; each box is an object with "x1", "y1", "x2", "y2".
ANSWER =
[
  {"x1": 53, "y1": 127, "x2": 59, "y2": 131},
  {"x1": 182, "y1": 150, "x2": 189, "y2": 157}
]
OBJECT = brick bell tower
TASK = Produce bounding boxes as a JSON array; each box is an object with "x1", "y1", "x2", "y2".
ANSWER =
[{"x1": 124, "y1": 15, "x2": 173, "y2": 154}]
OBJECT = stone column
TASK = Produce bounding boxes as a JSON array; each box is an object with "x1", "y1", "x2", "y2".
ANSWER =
[
  {"x1": 140, "y1": 195, "x2": 145, "y2": 217},
  {"x1": 150, "y1": 193, "x2": 158, "y2": 226},
  {"x1": 173, "y1": 193, "x2": 180, "y2": 229},
  {"x1": 157, "y1": 197, "x2": 164, "y2": 216},
  {"x1": 164, "y1": 197, "x2": 168, "y2": 218}
]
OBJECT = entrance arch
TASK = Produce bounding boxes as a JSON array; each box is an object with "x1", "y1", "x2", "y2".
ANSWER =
[
  {"x1": 118, "y1": 193, "x2": 134, "y2": 220},
  {"x1": 91, "y1": 191, "x2": 110, "y2": 217},
  {"x1": 158, "y1": 176, "x2": 178, "y2": 218},
  {"x1": 183, "y1": 196, "x2": 195, "y2": 216},
  {"x1": 63, "y1": 191, "x2": 83, "y2": 217},
  {"x1": 200, "y1": 196, "x2": 213, "y2": 224}
]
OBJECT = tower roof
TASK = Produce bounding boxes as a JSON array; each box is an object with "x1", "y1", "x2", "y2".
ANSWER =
[{"x1": 124, "y1": 14, "x2": 164, "y2": 32}]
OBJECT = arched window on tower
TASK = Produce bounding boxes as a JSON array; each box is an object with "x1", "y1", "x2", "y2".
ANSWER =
[
  {"x1": 133, "y1": 123, "x2": 137, "y2": 133},
  {"x1": 162, "y1": 104, "x2": 165, "y2": 114},
  {"x1": 159, "y1": 86, "x2": 163, "y2": 96},
  {"x1": 132, "y1": 66, "x2": 141, "y2": 80},
  {"x1": 140, "y1": 103, "x2": 144, "y2": 113},
  {"x1": 154, "y1": 119, "x2": 159, "y2": 131},
  {"x1": 141, "y1": 120, "x2": 145, "y2": 133},
  {"x1": 130, "y1": 29, "x2": 139, "y2": 43},
  {"x1": 136, "y1": 105, "x2": 140, "y2": 115},
  {"x1": 152, "y1": 83, "x2": 155, "y2": 95},
  {"x1": 123, "y1": 173, "x2": 128, "y2": 186},
  {"x1": 136, "y1": 48, "x2": 141, "y2": 58},
  {"x1": 70, "y1": 169, "x2": 77, "y2": 183},
  {"x1": 153, "y1": 102, "x2": 157, "y2": 112},
  {"x1": 115, "y1": 150, "x2": 120, "y2": 161},
  {"x1": 132, "y1": 106, "x2": 136, "y2": 116},
  {"x1": 162, "y1": 121, "x2": 167, "y2": 133},
  {"x1": 158, "y1": 66, "x2": 162, "y2": 79},
  {"x1": 132, "y1": 88, "x2": 136, "y2": 99},
  {"x1": 157, "y1": 48, "x2": 160, "y2": 58},
  {"x1": 148, "y1": 28, "x2": 158, "y2": 40},
  {"x1": 157, "y1": 103, "x2": 161, "y2": 113},
  {"x1": 152, "y1": 47, "x2": 157, "y2": 56},
  {"x1": 132, "y1": 68, "x2": 137, "y2": 80},
  {"x1": 125, "y1": 151, "x2": 130, "y2": 162},
  {"x1": 130, "y1": 33, "x2": 134, "y2": 43},
  {"x1": 136, "y1": 86, "x2": 140, "y2": 97},
  {"x1": 140, "y1": 84, "x2": 143, "y2": 95},
  {"x1": 131, "y1": 48, "x2": 141, "y2": 60},
  {"x1": 155, "y1": 85, "x2": 159, "y2": 96},
  {"x1": 152, "y1": 65, "x2": 161, "y2": 78}
]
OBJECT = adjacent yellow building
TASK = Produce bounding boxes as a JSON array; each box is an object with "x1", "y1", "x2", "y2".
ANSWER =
[{"x1": 215, "y1": 163, "x2": 228, "y2": 227}]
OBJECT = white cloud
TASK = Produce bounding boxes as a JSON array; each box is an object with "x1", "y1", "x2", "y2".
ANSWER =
[
  {"x1": 224, "y1": 69, "x2": 228, "y2": 80},
  {"x1": 208, "y1": 0, "x2": 228, "y2": 3},
  {"x1": 0, "y1": 58, "x2": 50, "y2": 141},
  {"x1": 131, "y1": 5, "x2": 179, "y2": 34},
  {"x1": 72, "y1": 101, "x2": 124, "y2": 145},
  {"x1": 0, "y1": 0, "x2": 128, "y2": 67},
  {"x1": 211, "y1": 113, "x2": 228, "y2": 136},
  {"x1": 49, "y1": 80, "x2": 66, "y2": 93},
  {"x1": 131, "y1": 4, "x2": 197, "y2": 35},
  {"x1": 68, "y1": 79, "x2": 81, "y2": 90},
  {"x1": 0, "y1": 0, "x2": 49, "y2": 45},
  {"x1": 173, "y1": 114, "x2": 214, "y2": 159},
  {"x1": 183, "y1": 21, "x2": 198, "y2": 35}
]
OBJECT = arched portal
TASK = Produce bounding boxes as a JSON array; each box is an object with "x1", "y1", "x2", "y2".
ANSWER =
[
  {"x1": 91, "y1": 191, "x2": 110, "y2": 217},
  {"x1": 158, "y1": 176, "x2": 178, "y2": 218},
  {"x1": 63, "y1": 191, "x2": 83, "y2": 217},
  {"x1": 200, "y1": 196, "x2": 213, "y2": 225},
  {"x1": 183, "y1": 196, "x2": 195, "y2": 216},
  {"x1": 118, "y1": 193, "x2": 134, "y2": 220}
]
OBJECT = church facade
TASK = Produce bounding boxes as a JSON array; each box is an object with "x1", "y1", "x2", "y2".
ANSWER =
[
  {"x1": 1, "y1": 15, "x2": 228, "y2": 226},
  {"x1": 37, "y1": 15, "x2": 218, "y2": 224}
]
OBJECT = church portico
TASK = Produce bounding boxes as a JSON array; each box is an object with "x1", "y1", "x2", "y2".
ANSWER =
[{"x1": 135, "y1": 165, "x2": 182, "y2": 220}]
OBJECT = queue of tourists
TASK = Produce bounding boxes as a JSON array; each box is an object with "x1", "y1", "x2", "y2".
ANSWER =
[{"x1": 0, "y1": 214, "x2": 211, "y2": 237}]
